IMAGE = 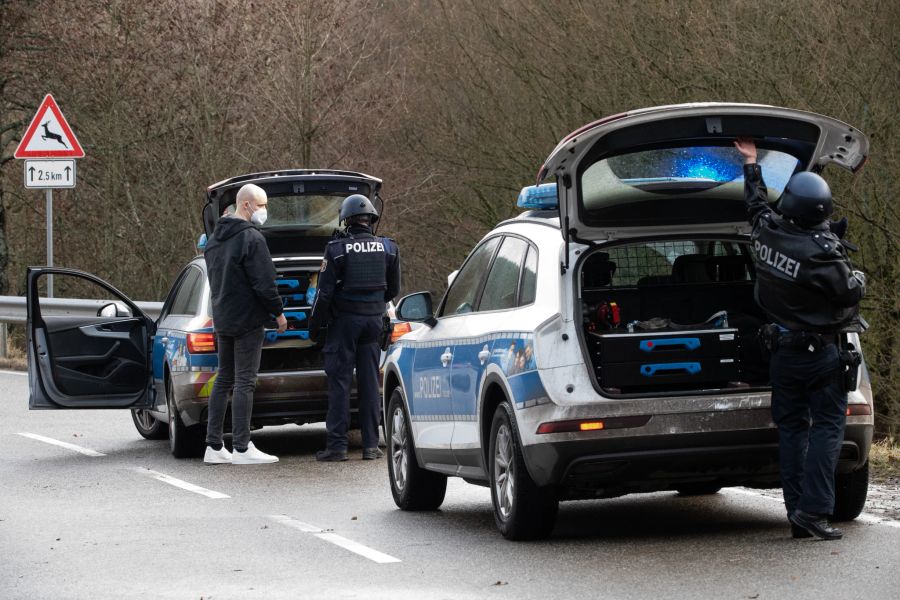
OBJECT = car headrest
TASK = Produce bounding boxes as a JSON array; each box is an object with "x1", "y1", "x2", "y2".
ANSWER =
[
  {"x1": 583, "y1": 252, "x2": 617, "y2": 288},
  {"x1": 672, "y1": 254, "x2": 710, "y2": 283}
]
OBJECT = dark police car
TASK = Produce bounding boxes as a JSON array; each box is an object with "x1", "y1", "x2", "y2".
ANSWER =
[{"x1": 25, "y1": 170, "x2": 385, "y2": 457}]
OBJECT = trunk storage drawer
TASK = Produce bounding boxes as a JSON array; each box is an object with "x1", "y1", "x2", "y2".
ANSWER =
[
  {"x1": 589, "y1": 328, "x2": 741, "y2": 390},
  {"x1": 598, "y1": 358, "x2": 740, "y2": 388},
  {"x1": 589, "y1": 328, "x2": 739, "y2": 362}
]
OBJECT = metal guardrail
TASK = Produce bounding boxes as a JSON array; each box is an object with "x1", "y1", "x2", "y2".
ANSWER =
[{"x1": 0, "y1": 296, "x2": 163, "y2": 359}]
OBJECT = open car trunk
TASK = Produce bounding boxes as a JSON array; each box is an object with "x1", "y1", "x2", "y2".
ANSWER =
[{"x1": 578, "y1": 237, "x2": 770, "y2": 396}]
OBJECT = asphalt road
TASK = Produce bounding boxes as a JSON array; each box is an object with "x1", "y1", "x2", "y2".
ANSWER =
[{"x1": 2, "y1": 370, "x2": 898, "y2": 600}]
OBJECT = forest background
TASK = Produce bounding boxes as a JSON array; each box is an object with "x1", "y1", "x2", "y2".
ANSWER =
[{"x1": 1, "y1": 0, "x2": 898, "y2": 435}]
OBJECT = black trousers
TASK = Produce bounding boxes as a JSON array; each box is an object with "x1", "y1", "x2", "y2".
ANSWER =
[
  {"x1": 769, "y1": 342, "x2": 847, "y2": 516},
  {"x1": 322, "y1": 313, "x2": 382, "y2": 452}
]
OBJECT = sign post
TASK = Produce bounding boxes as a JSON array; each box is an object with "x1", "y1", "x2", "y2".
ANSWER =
[{"x1": 14, "y1": 94, "x2": 85, "y2": 298}]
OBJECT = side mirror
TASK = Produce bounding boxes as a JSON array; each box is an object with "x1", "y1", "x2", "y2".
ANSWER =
[
  {"x1": 98, "y1": 302, "x2": 132, "y2": 318},
  {"x1": 197, "y1": 233, "x2": 208, "y2": 252},
  {"x1": 447, "y1": 270, "x2": 459, "y2": 287},
  {"x1": 395, "y1": 292, "x2": 437, "y2": 327}
]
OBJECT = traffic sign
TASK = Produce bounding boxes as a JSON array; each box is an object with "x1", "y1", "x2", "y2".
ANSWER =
[
  {"x1": 14, "y1": 94, "x2": 85, "y2": 159},
  {"x1": 24, "y1": 159, "x2": 76, "y2": 189}
]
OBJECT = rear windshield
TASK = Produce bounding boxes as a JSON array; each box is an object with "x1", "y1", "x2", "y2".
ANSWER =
[
  {"x1": 579, "y1": 146, "x2": 799, "y2": 227},
  {"x1": 226, "y1": 194, "x2": 343, "y2": 234}
]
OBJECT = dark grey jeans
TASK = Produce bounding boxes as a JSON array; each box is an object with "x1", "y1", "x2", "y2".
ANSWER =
[{"x1": 205, "y1": 326, "x2": 264, "y2": 452}]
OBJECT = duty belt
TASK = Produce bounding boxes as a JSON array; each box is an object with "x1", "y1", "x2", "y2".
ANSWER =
[{"x1": 777, "y1": 330, "x2": 836, "y2": 351}]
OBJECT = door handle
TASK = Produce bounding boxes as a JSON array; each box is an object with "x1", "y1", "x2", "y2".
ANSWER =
[{"x1": 440, "y1": 348, "x2": 453, "y2": 368}]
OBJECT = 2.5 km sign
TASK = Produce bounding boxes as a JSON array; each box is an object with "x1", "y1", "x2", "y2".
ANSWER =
[{"x1": 24, "y1": 159, "x2": 76, "y2": 189}]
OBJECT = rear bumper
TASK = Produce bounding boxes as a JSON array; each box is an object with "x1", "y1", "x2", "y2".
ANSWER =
[
  {"x1": 522, "y1": 422, "x2": 873, "y2": 498},
  {"x1": 173, "y1": 369, "x2": 357, "y2": 427}
]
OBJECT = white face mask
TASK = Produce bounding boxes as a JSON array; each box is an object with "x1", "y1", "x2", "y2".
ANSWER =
[{"x1": 250, "y1": 207, "x2": 268, "y2": 226}]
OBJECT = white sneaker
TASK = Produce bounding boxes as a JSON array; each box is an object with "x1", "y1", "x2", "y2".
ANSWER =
[
  {"x1": 203, "y1": 445, "x2": 233, "y2": 465},
  {"x1": 232, "y1": 442, "x2": 279, "y2": 465}
]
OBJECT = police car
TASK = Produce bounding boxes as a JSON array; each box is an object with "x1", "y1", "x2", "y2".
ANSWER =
[
  {"x1": 25, "y1": 170, "x2": 400, "y2": 458},
  {"x1": 383, "y1": 103, "x2": 874, "y2": 539}
]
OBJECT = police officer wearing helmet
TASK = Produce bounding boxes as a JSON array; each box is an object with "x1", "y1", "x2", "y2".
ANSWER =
[
  {"x1": 308, "y1": 194, "x2": 400, "y2": 462},
  {"x1": 735, "y1": 138, "x2": 866, "y2": 540}
]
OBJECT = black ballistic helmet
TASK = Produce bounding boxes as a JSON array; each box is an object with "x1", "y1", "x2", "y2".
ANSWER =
[
  {"x1": 778, "y1": 172, "x2": 833, "y2": 225},
  {"x1": 339, "y1": 193, "x2": 380, "y2": 224}
]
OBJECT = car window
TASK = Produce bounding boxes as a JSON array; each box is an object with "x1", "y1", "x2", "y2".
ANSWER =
[
  {"x1": 441, "y1": 237, "x2": 501, "y2": 316},
  {"x1": 169, "y1": 267, "x2": 203, "y2": 316},
  {"x1": 480, "y1": 237, "x2": 528, "y2": 312},
  {"x1": 519, "y1": 245, "x2": 537, "y2": 306}
]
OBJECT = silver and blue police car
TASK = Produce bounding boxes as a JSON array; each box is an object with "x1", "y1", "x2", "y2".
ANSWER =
[
  {"x1": 383, "y1": 103, "x2": 874, "y2": 540},
  {"x1": 26, "y1": 169, "x2": 395, "y2": 458}
]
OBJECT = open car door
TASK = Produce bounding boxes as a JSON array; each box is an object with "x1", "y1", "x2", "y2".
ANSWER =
[{"x1": 27, "y1": 267, "x2": 155, "y2": 409}]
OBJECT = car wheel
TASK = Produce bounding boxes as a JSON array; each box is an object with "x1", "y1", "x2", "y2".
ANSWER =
[
  {"x1": 130, "y1": 408, "x2": 168, "y2": 440},
  {"x1": 166, "y1": 375, "x2": 204, "y2": 459},
  {"x1": 386, "y1": 388, "x2": 447, "y2": 510},
  {"x1": 676, "y1": 483, "x2": 722, "y2": 496},
  {"x1": 831, "y1": 460, "x2": 869, "y2": 522},
  {"x1": 489, "y1": 402, "x2": 558, "y2": 540}
]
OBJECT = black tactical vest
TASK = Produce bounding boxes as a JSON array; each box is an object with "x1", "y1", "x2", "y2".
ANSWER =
[{"x1": 340, "y1": 232, "x2": 387, "y2": 293}]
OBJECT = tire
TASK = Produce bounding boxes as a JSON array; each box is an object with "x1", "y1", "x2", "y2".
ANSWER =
[
  {"x1": 832, "y1": 460, "x2": 869, "y2": 522},
  {"x1": 386, "y1": 389, "x2": 447, "y2": 510},
  {"x1": 166, "y1": 374, "x2": 204, "y2": 459},
  {"x1": 489, "y1": 402, "x2": 558, "y2": 540},
  {"x1": 130, "y1": 408, "x2": 168, "y2": 440},
  {"x1": 676, "y1": 483, "x2": 722, "y2": 496}
]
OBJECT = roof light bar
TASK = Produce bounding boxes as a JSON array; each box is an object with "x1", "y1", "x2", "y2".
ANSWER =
[{"x1": 517, "y1": 182, "x2": 558, "y2": 210}]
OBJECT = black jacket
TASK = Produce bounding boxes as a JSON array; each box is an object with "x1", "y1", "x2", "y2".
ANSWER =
[
  {"x1": 309, "y1": 224, "x2": 400, "y2": 333},
  {"x1": 744, "y1": 163, "x2": 864, "y2": 333},
  {"x1": 204, "y1": 217, "x2": 283, "y2": 336}
]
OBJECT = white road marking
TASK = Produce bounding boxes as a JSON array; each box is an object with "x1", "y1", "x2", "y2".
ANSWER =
[
  {"x1": 0, "y1": 370, "x2": 28, "y2": 377},
  {"x1": 268, "y1": 515, "x2": 401, "y2": 564},
  {"x1": 17, "y1": 432, "x2": 106, "y2": 457},
  {"x1": 725, "y1": 488, "x2": 900, "y2": 530},
  {"x1": 135, "y1": 468, "x2": 230, "y2": 499}
]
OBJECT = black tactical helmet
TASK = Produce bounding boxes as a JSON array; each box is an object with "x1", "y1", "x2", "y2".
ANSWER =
[
  {"x1": 339, "y1": 194, "x2": 379, "y2": 224},
  {"x1": 778, "y1": 172, "x2": 833, "y2": 225}
]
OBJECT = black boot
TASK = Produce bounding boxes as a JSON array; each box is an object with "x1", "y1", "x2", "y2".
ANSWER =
[
  {"x1": 316, "y1": 448, "x2": 348, "y2": 462},
  {"x1": 789, "y1": 510, "x2": 843, "y2": 540}
]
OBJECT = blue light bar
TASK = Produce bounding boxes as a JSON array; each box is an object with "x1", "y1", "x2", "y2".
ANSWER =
[{"x1": 517, "y1": 183, "x2": 558, "y2": 210}]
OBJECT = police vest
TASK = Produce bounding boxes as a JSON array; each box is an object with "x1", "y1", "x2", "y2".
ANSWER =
[{"x1": 340, "y1": 232, "x2": 387, "y2": 293}]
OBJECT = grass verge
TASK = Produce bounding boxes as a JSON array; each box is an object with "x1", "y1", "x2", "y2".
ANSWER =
[{"x1": 870, "y1": 438, "x2": 900, "y2": 484}]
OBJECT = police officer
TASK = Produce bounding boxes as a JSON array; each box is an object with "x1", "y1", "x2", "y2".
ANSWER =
[
  {"x1": 308, "y1": 194, "x2": 400, "y2": 462},
  {"x1": 734, "y1": 138, "x2": 866, "y2": 540}
]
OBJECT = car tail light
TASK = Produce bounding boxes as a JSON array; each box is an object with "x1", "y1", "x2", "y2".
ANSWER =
[
  {"x1": 390, "y1": 322, "x2": 412, "y2": 343},
  {"x1": 846, "y1": 404, "x2": 871, "y2": 416},
  {"x1": 536, "y1": 415, "x2": 651, "y2": 434},
  {"x1": 187, "y1": 332, "x2": 217, "y2": 354}
]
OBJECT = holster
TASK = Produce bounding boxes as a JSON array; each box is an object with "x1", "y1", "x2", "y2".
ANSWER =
[
  {"x1": 379, "y1": 315, "x2": 394, "y2": 351},
  {"x1": 758, "y1": 323, "x2": 780, "y2": 356},
  {"x1": 838, "y1": 338, "x2": 862, "y2": 392}
]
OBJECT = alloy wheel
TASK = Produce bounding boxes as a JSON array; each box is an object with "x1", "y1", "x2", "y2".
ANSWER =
[
  {"x1": 494, "y1": 423, "x2": 515, "y2": 520},
  {"x1": 391, "y1": 406, "x2": 409, "y2": 493}
]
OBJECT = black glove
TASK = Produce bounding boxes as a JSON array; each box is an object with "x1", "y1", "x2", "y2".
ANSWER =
[
  {"x1": 829, "y1": 216, "x2": 848, "y2": 239},
  {"x1": 308, "y1": 316, "x2": 323, "y2": 343}
]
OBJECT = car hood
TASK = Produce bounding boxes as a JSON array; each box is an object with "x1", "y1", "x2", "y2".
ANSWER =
[
  {"x1": 537, "y1": 103, "x2": 869, "y2": 241},
  {"x1": 203, "y1": 170, "x2": 383, "y2": 256}
]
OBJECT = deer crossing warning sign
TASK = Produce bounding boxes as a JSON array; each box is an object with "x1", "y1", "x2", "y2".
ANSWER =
[{"x1": 14, "y1": 94, "x2": 85, "y2": 159}]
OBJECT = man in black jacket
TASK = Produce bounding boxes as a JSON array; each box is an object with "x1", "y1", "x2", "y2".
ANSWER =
[
  {"x1": 309, "y1": 194, "x2": 400, "y2": 462},
  {"x1": 735, "y1": 138, "x2": 866, "y2": 540},
  {"x1": 203, "y1": 183, "x2": 287, "y2": 465}
]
